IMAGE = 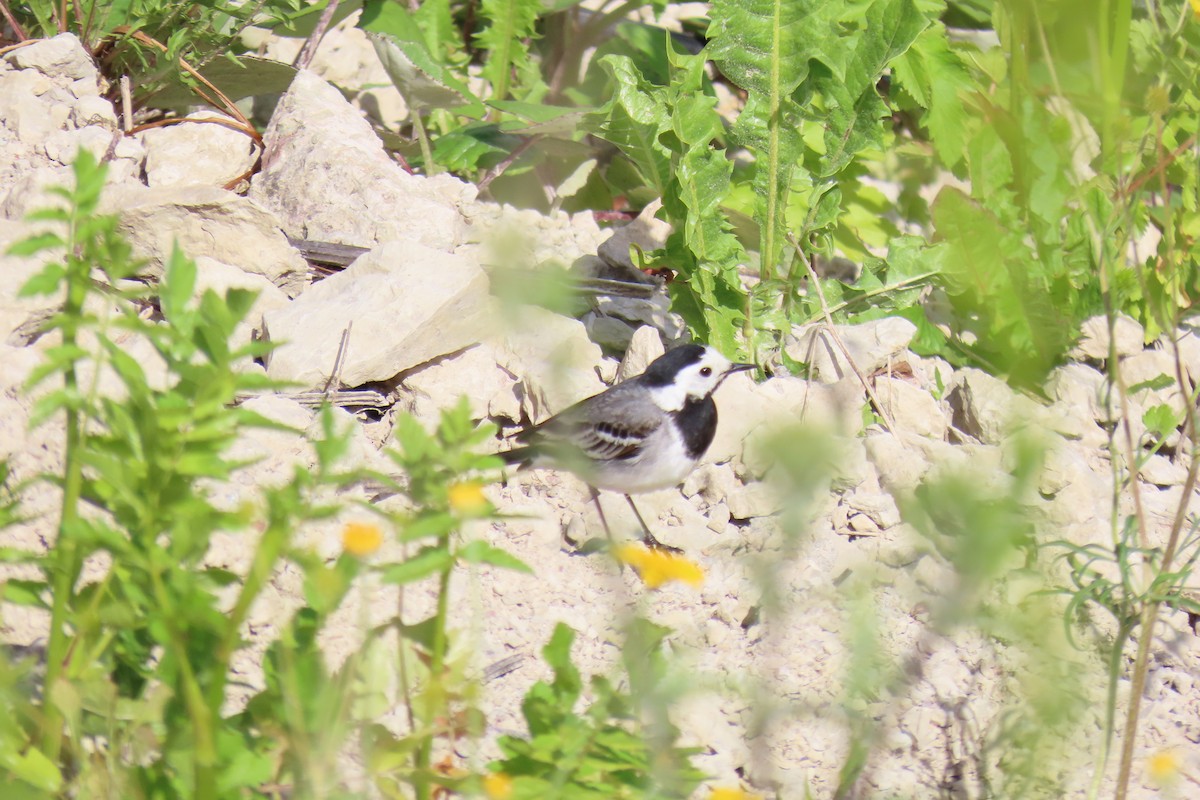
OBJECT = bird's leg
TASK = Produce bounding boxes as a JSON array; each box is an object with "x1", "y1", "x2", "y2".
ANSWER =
[
  {"x1": 590, "y1": 487, "x2": 614, "y2": 542},
  {"x1": 624, "y1": 494, "x2": 682, "y2": 553}
]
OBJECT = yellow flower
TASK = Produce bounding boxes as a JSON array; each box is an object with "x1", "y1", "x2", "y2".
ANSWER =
[
  {"x1": 448, "y1": 480, "x2": 489, "y2": 516},
  {"x1": 482, "y1": 771, "x2": 513, "y2": 799},
  {"x1": 709, "y1": 788, "x2": 761, "y2": 800},
  {"x1": 341, "y1": 521, "x2": 383, "y2": 557},
  {"x1": 1148, "y1": 748, "x2": 1182, "y2": 785},
  {"x1": 614, "y1": 544, "x2": 704, "y2": 589},
  {"x1": 1191, "y1": 0, "x2": 1200, "y2": 19}
]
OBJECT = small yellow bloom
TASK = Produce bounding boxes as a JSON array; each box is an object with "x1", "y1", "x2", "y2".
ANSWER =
[
  {"x1": 1148, "y1": 748, "x2": 1182, "y2": 785},
  {"x1": 614, "y1": 544, "x2": 704, "y2": 589},
  {"x1": 341, "y1": 521, "x2": 383, "y2": 557},
  {"x1": 709, "y1": 788, "x2": 761, "y2": 800},
  {"x1": 483, "y1": 771, "x2": 513, "y2": 799},
  {"x1": 448, "y1": 480, "x2": 489, "y2": 516},
  {"x1": 1191, "y1": 0, "x2": 1200, "y2": 19}
]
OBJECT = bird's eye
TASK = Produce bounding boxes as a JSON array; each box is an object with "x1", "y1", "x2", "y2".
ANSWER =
[{"x1": 700, "y1": 367, "x2": 713, "y2": 377}]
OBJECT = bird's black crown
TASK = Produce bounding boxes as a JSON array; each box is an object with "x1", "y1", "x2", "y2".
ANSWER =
[{"x1": 638, "y1": 344, "x2": 706, "y2": 387}]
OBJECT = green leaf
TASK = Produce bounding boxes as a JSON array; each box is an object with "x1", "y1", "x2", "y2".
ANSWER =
[
  {"x1": 891, "y1": 23, "x2": 974, "y2": 167},
  {"x1": 379, "y1": 546, "x2": 454, "y2": 585},
  {"x1": 1128, "y1": 373, "x2": 1174, "y2": 394},
  {"x1": 474, "y1": 0, "x2": 542, "y2": 103},
  {"x1": 493, "y1": 101, "x2": 590, "y2": 136},
  {"x1": 542, "y1": 623, "x2": 581, "y2": 696},
  {"x1": 366, "y1": 30, "x2": 483, "y2": 115},
  {"x1": 457, "y1": 540, "x2": 531, "y2": 573},
  {"x1": 8, "y1": 232, "x2": 65, "y2": 257},
  {"x1": 1142, "y1": 403, "x2": 1181, "y2": 440},
  {"x1": 0, "y1": 745, "x2": 63, "y2": 791},
  {"x1": 432, "y1": 122, "x2": 514, "y2": 173},
  {"x1": 816, "y1": 0, "x2": 929, "y2": 176},
  {"x1": 1, "y1": 579, "x2": 48, "y2": 607},
  {"x1": 160, "y1": 245, "x2": 197, "y2": 326},
  {"x1": 590, "y1": 55, "x2": 672, "y2": 197},
  {"x1": 17, "y1": 261, "x2": 66, "y2": 297},
  {"x1": 142, "y1": 56, "x2": 299, "y2": 111},
  {"x1": 708, "y1": 0, "x2": 835, "y2": 276},
  {"x1": 932, "y1": 187, "x2": 1072, "y2": 385}
]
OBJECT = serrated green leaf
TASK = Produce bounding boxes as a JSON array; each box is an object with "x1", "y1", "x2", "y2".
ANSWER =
[
  {"x1": 708, "y1": 0, "x2": 837, "y2": 276},
  {"x1": 589, "y1": 55, "x2": 672, "y2": 197},
  {"x1": 892, "y1": 23, "x2": 974, "y2": 167},
  {"x1": 475, "y1": 0, "x2": 541, "y2": 103},
  {"x1": 367, "y1": 31, "x2": 483, "y2": 115}
]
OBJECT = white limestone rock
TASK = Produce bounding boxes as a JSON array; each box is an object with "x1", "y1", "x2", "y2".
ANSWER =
[
  {"x1": 1072, "y1": 313, "x2": 1144, "y2": 361},
  {"x1": 193, "y1": 256, "x2": 290, "y2": 350},
  {"x1": 946, "y1": 367, "x2": 1049, "y2": 445},
  {"x1": 616, "y1": 325, "x2": 665, "y2": 382},
  {"x1": 499, "y1": 307, "x2": 605, "y2": 420},
  {"x1": 263, "y1": 238, "x2": 493, "y2": 389},
  {"x1": 596, "y1": 199, "x2": 671, "y2": 269},
  {"x1": 250, "y1": 70, "x2": 474, "y2": 251},
  {"x1": 140, "y1": 112, "x2": 261, "y2": 189},
  {"x1": 397, "y1": 343, "x2": 520, "y2": 425},
  {"x1": 873, "y1": 376, "x2": 947, "y2": 439},
  {"x1": 4, "y1": 34, "x2": 95, "y2": 81},
  {"x1": 786, "y1": 317, "x2": 917, "y2": 383},
  {"x1": 103, "y1": 183, "x2": 309, "y2": 295}
]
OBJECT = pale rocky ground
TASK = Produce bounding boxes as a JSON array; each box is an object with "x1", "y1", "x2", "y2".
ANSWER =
[{"x1": 2, "y1": 32, "x2": 1200, "y2": 799}]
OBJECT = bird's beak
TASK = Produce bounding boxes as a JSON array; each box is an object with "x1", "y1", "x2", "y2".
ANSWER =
[{"x1": 729, "y1": 362, "x2": 756, "y2": 374}]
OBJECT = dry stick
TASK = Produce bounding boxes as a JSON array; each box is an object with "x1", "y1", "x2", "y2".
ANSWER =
[
  {"x1": 1114, "y1": 172, "x2": 1200, "y2": 800},
  {"x1": 1119, "y1": 133, "x2": 1198, "y2": 199},
  {"x1": 0, "y1": 1, "x2": 27, "y2": 41},
  {"x1": 787, "y1": 234, "x2": 896, "y2": 433},
  {"x1": 107, "y1": 27, "x2": 257, "y2": 133},
  {"x1": 0, "y1": 39, "x2": 36, "y2": 57},
  {"x1": 323, "y1": 323, "x2": 353, "y2": 402},
  {"x1": 292, "y1": 0, "x2": 340, "y2": 71},
  {"x1": 119, "y1": 75, "x2": 133, "y2": 133},
  {"x1": 476, "y1": 135, "x2": 542, "y2": 194},
  {"x1": 128, "y1": 114, "x2": 261, "y2": 142}
]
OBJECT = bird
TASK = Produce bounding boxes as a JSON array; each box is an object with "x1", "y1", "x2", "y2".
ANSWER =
[{"x1": 502, "y1": 343, "x2": 755, "y2": 551}]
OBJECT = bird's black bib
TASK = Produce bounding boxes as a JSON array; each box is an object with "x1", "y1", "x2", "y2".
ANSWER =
[{"x1": 674, "y1": 396, "x2": 717, "y2": 460}]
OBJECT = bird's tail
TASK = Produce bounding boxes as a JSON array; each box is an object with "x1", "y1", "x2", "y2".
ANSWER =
[{"x1": 499, "y1": 445, "x2": 534, "y2": 469}]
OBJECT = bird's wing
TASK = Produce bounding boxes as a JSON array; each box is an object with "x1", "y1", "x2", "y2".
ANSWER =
[{"x1": 522, "y1": 382, "x2": 662, "y2": 462}]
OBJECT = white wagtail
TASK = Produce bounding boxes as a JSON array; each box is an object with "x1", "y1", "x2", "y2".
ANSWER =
[{"x1": 503, "y1": 344, "x2": 755, "y2": 550}]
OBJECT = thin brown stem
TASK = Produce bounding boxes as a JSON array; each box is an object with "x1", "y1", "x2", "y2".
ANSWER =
[{"x1": 788, "y1": 233, "x2": 896, "y2": 432}]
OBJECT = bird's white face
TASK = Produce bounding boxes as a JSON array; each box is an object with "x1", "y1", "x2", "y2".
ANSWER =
[{"x1": 649, "y1": 347, "x2": 748, "y2": 412}]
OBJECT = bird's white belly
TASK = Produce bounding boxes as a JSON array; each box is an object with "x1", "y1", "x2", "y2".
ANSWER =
[{"x1": 587, "y1": 422, "x2": 698, "y2": 494}]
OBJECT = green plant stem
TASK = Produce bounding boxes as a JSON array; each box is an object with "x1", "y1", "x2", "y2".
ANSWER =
[
  {"x1": 798, "y1": 270, "x2": 939, "y2": 324},
  {"x1": 1097, "y1": 0, "x2": 1132, "y2": 161},
  {"x1": 411, "y1": 111, "x2": 438, "y2": 176},
  {"x1": 1114, "y1": 353, "x2": 1200, "y2": 799},
  {"x1": 1088, "y1": 616, "x2": 1135, "y2": 800},
  {"x1": 278, "y1": 632, "x2": 318, "y2": 798},
  {"x1": 40, "y1": 242, "x2": 92, "y2": 760},
  {"x1": 150, "y1": 566, "x2": 218, "y2": 800},
  {"x1": 414, "y1": 550, "x2": 454, "y2": 800},
  {"x1": 212, "y1": 514, "x2": 288, "y2": 699}
]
